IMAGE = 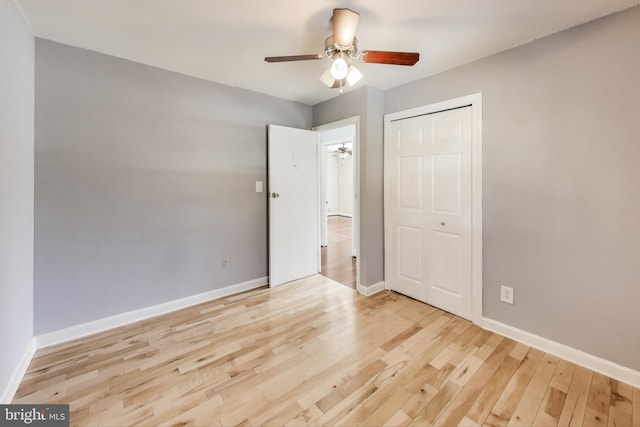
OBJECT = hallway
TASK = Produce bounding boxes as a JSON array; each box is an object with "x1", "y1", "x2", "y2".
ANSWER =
[{"x1": 320, "y1": 216, "x2": 356, "y2": 289}]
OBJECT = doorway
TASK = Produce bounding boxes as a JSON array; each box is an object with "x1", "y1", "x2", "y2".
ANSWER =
[
  {"x1": 314, "y1": 118, "x2": 360, "y2": 289},
  {"x1": 322, "y1": 141, "x2": 355, "y2": 288}
]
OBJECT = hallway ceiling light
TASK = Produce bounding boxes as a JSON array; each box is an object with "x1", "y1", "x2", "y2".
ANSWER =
[{"x1": 333, "y1": 143, "x2": 352, "y2": 159}]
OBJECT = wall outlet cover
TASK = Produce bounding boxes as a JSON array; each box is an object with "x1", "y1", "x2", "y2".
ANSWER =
[{"x1": 500, "y1": 285, "x2": 514, "y2": 304}]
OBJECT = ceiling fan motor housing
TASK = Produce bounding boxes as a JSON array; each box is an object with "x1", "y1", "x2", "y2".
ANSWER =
[{"x1": 325, "y1": 36, "x2": 359, "y2": 60}]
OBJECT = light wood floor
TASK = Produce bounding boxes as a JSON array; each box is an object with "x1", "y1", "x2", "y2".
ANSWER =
[
  {"x1": 15, "y1": 276, "x2": 639, "y2": 426},
  {"x1": 321, "y1": 216, "x2": 356, "y2": 289}
]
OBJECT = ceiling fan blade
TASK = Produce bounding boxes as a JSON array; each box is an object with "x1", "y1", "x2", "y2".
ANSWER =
[
  {"x1": 361, "y1": 51, "x2": 420, "y2": 66},
  {"x1": 333, "y1": 8, "x2": 359, "y2": 46},
  {"x1": 264, "y1": 54, "x2": 323, "y2": 63}
]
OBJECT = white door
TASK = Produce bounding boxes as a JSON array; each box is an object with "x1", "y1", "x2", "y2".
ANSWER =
[
  {"x1": 268, "y1": 125, "x2": 319, "y2": 287},
  {"x1": 386, "y1": 106, "x2": 473, "y2": 319}
]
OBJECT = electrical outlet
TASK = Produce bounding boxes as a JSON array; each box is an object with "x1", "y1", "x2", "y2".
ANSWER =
[
  {"x1": 500, "y1": 285, "x2": 514, "y2": 304},
  {"x1": 222, "y1": 258, "x2": 229, "y2": 269}
]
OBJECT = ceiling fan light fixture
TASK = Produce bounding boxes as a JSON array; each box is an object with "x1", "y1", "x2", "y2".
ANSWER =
[
  {"x1": 319, "y1": 71, "x2": 346, "y2": 90},
  {"x1": 330, "y1": 57, "x2": 349, "y2": 80},
  {"x1": 321, "y1": 63, "x2": 361, "y2": 91},
  {"x1": 319, "y1": 69, "x2": 334, "y2": 87},
  {"x1": 346, "y1": 65, "x2": 363, "y2": 86},
  {"x1": 337, "y1": 151, "x2": 349, "y2": 159},
  {"x1": 266, "y1": 8, "x2": 420, "y2": 96}
]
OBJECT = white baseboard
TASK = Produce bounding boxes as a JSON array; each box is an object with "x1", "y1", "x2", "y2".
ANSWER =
[
  {"x1": 36, "y1": 277, "x2": 268, "y2": 349},
  {"x1": 357, "y1": 281, "x2": 385, "y2": 296},
  {"x1": 1, "y1": 337, "x2": 36, "y2": 404},
  {"x1": 483, "y1": 317, "x2": 640, "y2": 388}
]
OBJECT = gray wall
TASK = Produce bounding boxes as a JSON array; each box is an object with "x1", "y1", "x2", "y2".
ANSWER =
[
  {"x1": 386, "y1": 6, "x2": 640, "y2": 371},
  {"x1": 34, "y1": 39, "x2": 312, "y2": 334},
  {"x1": 0, "y1": 0, "x2": 35, "y2": 398},
  {"x1": 313, "y1": 86, "x2": 385, "y2": 287}
]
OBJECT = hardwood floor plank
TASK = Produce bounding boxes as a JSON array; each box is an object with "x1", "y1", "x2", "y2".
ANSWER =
[
  {"x1": 97, "y1": 405, "x2": 154, "y2": 427},
  {"x1": 551, "y1": 359, "x2": 577, "y2": 393},
  {"x1": 583, "y1": 407, "x2": 609, "y2": 427},
  {"x1": 464, "y1": 355, "x2": 521, "y2": 425},
  {"x1": 588, "y1": 373, "x2": 613, "y2": 417},
  {"x1": 420, "y1": 381, "x2": 462, "y2": 424},
  {"x1": 632, "y1": 387, "x2": 640, "y2": 427},
  {"x1": 149, "y1": 390, "x2": 209, "y2": 426},
  {"x1": 558, "y1": 366, "x2": 593, "y2": 427},
  {"x1": 459, "y1": 415, "x2": 482, "y2": 427},
  {"x1": 380, "y1": 324, "x2": 423, "y2": 352},
  {"x1": 330, "y1": 361, "x2": 414, "y2": 426},
  {"x1": 483, "y1": 348, "x2": 545, "y2": 427},
  {"x1": 509, "y1": 352, "x2": 560, "y2": 426},
  {"x1": 12, "y1": 275, "x2": 637, "y2": 427},
  {"x1": 531, "y1": 359, "x2": 576, "y2": 426},
  {"x1": 158, "y1": 395, "x2": 225, "y2": 427},
  {"x1": 284, "y1": 404, "x2": 322, "y2": 427},
  {"x1": 433, "y1": 338, "x2": 517, "y2": 427},
  {"x1": 401, "y1": 383, "x2": 439, "y2": 419},
  {"x1": 607, "y1": 380, "x2": 633, "y2": 427},
  {"x1": 298, "y1": 349, "x2": 386, "y2": 409},
  {"x1": 408, "y1": 415, "x2": 434, "y2": 427},
  {"x1": 359, "y1": 388, "x2": 415, "y2": 426},
  {"x1": 316, "y1": 359, "x2": 387, "y2": 413},
  {"x1": 383, "y1": 409, "x2": 413, "y2": 427}
]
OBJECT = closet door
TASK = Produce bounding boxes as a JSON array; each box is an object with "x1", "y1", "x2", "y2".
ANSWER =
[{"x1": 386, "y1": 106, "x2": 472, "y2": 320}]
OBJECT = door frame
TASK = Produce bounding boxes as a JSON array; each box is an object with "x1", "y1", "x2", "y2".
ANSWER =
[
  {"x1": 383, "y1": 93, "x2": 483, "y2": 325},
  {"x1": 314, "y1": 116, "x2": 361, "y2": 289}
]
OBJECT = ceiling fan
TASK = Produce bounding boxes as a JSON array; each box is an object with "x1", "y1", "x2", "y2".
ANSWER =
[
  {"x1": 329, "y1": 142, "x2": 353, "y2": 159},
  {"x1": 265, "y1": 8, "x2": 419, "y2": 93},
  {"x1": 332, "y1": 143, "x2": 353, "y2": 159}
]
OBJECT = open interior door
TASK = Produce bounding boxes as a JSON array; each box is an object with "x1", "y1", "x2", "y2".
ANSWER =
[{"x1": 268, "y1": 125, "x2": 319, "y2": 287}]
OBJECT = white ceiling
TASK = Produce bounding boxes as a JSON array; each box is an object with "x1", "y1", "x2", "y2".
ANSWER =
[{"x1": 15, "y1": 0, "x2": 640, "y2": 106}]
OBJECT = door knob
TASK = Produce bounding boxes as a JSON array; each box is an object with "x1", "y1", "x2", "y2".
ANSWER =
[
  {"x1": 271, "y1": 193, "x2": 280, "y2": 198},
  {"x1": 441, "y1": 222, "x2": 446, "y2": 226}
]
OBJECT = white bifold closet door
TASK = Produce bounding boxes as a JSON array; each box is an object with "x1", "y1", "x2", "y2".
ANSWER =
[{"x1": 386, "y1": 106, "x2": 473, "y2": 320}]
